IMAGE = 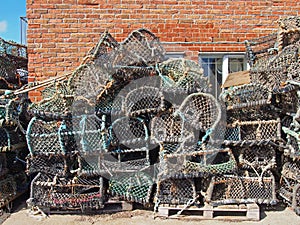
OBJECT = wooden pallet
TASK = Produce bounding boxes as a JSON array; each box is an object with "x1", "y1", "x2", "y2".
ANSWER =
[
  {"x1": 156, "y1": 203, "x2": 260, "y2": 221},
  {"x1": 30, "y1": 200, "x2": 133, "y2": 216}
]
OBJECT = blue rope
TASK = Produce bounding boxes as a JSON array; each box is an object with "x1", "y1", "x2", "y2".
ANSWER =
[{"x1": 197, "y1": 128, "x2": 213, "y2": 145}]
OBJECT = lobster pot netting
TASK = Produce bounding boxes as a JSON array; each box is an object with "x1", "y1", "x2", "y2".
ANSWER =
[
  {"x1": 0, "y1": 176, "x2": 17, "y2": 208},
  {"x1": 245, "y1": 33, "x2": 278, "y2": 67},
  {"x1": 226, "y1": 105, "x2": 278, "y2": 124},
  {"x1": 111, "y1": 66, "x2": 156, "y2": 84},
  {"x1": 0, "y1": 97, "x2": 27, "y2": 126},
  {"x1": 29, "y1": 173, "x2": 105, "y2": 210},
  {"x1": 0, "y1": 38, "x2": 26, "y2": 58},
  {"x1": 97, "y1": 117, "x2": 151, "y2": 174},
  {"x1": 124, "y1": 86, "x2": 165, "y2": 117},
  {"x1": 273, "y1": 88, "x2": 299, "y2": 115},
  {"x1": 279, "y1": 161, "x2": 300, "y2": 214},
  {"x1": 26, "y1": 117, "x2": 65, "y2": 155},
  {"x1": 224, "y1": 119, "x2": 281, "y2": 145},
  {"x1": 110, "y1": 116, "x2": 149, "y2": 148},
  {"x1": 206, "y1": 173, "x2": 277, "y2": 206},
  {"x1": 29, "y1": 31, "x2": 115, "y2": 119},
  {"x1": 159, "y1": 148, "x2": 237, "y2": 179},
  {"x1": 91, "y1": 31, "x2": 119, "y2": 61},
  {"x1": 0, "y1": 38, "x2": 27, "y2": 89},
  {"x1": 287, "y1": 59, "x2": 300, "y2": 81},
  {"x1": 109, "y1": 172, "x2": 154, "y2": 204},
  {"x1": 250, "y1": 41, "x2": 300, "y2": 91},
  {"x1": 238, "y1": 145, "x2": 277, "y2": 172},
  {"x1": 77, "y1": 117, "x2": 151, "y2": 176},
  {"x1": 282, "y1": 126, "x2": 300, "y2": 159},
  {"x1": 157, "y1": 58, "x2": 209, "y2": 92},
  {"x1": 26, "y1": 154, "x2": 76, "y2": 177},
  {"x1": 0, "y1": 127, "x2": 26, "y2": 152},
  {"x1": 221, "y1": 83, "x2": 272, "y2": 110},
  {"x1": 77, "y1": 153, "x2": 103, "y2": 176},
  {"x1": 61, "y1": 114, "x2": 103, "y2": 153},
  {"x1": 98, "y1": 147, "x2": 151, "y2": 175},
  {"x1": 96, "y1": 84, "x2": 125, "y2": 116},
  {"x1": 29, "y1": 81, "x2": 73, "y2": 119},
  {"x1": 111, "y1": 29, "x2": 165, "y2": 67},
  {"x1": 278, "y1": 17, "x2": 300, "y2": 50},
  {"x1": 150, "y1": 109, "x2": 195, "y2": 145},
  {"x1": 176, "y1": 93, "x2": 221, "y2": 133},
  {"x1": 69, "y1": 64, "x2": 111, "y2": 114},
  {"x1": 155, "y1": 178, "x2": 196, "y2": 205},
  {"x1": 281, "y1": 161, "x2": 300, "y2": 184}
]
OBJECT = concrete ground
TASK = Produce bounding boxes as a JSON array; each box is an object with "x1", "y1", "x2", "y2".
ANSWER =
[{"x1": 2, "y1": 201, "x2": 300, "y2": 225}]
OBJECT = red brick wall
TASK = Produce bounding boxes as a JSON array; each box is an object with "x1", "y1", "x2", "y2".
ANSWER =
[{"x1": 26, "y1": 0, "x2": 300, "y2": 101}]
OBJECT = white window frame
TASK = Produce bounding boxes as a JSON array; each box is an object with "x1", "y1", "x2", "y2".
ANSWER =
[
  {"x1": 199, "y1": 52, "x2": 249, "y2": 85},
  {"x1": 165, "y1": 52, "x2": 185, "y2": 60},
  {"x1": 222, "y1": 54, "x2": 250, "y2": 84},
  {"x1": 199, "y1": 52, "x2": 249, "y2": 98}
]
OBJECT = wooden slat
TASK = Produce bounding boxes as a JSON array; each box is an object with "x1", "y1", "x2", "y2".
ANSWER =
[{"x1": 222, "y1": 70, "x2": 251, "y2": 88}]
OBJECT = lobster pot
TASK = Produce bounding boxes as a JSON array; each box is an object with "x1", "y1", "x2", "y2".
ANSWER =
[
  {"x1": 26, "y1": 117, "x2": 65, "y2": 155},
  {"x1": 60, "y1": 114, "x2": 103, "y2": 153},
  {"x1": 124, "y1": 86, "x2": 165, "y2": 117},
  {"x1": 26, "y1": 154, "x2": 76, "y2": 177},
  {"x1": 109, "y1": 172, "x2": 153, "y2": 204},
  {"x1": 77, "y1": 152, "x2": 102, "y2": 177},
  {"x1": 273, "y1": 88, "x2": 299, "y2": 115},
  {"x1": 150, "y1": 108, "x2": 196, "y2": 146},
  {"x1": 238, "y1": 145, "x2": 277, "y2": 171},
  {"x1": 111, "y1": 28, "x2": 165, "y2": 67},
  {"x1": 279, "y1": 161, "x2": 300, "y2": 215},
  {"x1": 110, "y1": 116, "x2": 150, "y2": 149},
  {"x1": 0, "y1": 176, "x2": 17, "y2": 208},
  {"x1": 155, "y1": 178, "x2": 196, "y2": 205},
  {"x1": 206, "y1": 174, "x2": 277, "y2": 206},
  {"x1": 97, "y1": 147, "x2": 151, "y2": 176},
  {"x1": 277, "y1": 17, "x2": 300, "y2": 50},
  {"x1": 29, "y1": 173, "x2": 105, "y2": 211},
  {"x1": 29, "y1": 81, "x2": 73, "y2": 120},
  {"x1": 0, "y1": 98, "x2": 23, "y2": 126},
  {"x1": 224, "y1": 119, "x2": 281, "y2": 145},
  {"x1": 282, "y1": 126, "x2": 300, "y2": 159},
  {"x1": 93, "y1": 116, "x2": 151, "y2": 176},
  {"x1": 0, "y1": 127, "x2": 26, "y2": 152},
  {"x1": 245, "y1": 33, "x2": 277, "y2": 66},
  {"x1": 157, "y1": 58, "x2": 209, "y2": 92},
  {"x1": 96, "y1": 86, "x2": 125, "y2": 116},
  {"x1": 221, "y1": 83, "x2": 272, "y2": 110},
  {"x1": 158, "y1": 148, "x2": 237, "y2": 179}
]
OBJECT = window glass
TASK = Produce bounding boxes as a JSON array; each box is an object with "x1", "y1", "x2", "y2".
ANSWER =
[
  {"x1": 229, "y1": 58, "x2": 244, "y2": 73},
  {"x1": 199, "y1": 54, "x2": 247, "y2": 98}
]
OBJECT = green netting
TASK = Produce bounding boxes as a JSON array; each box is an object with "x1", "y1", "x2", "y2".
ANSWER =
[
  {"x1": 157, "y1": 58, "x2": 209, "y2": 92},
  {"x1": 159, "y1": 148, "x2": 237, "y2": 179},
  {"x1": 109, "y1": 172, "x2": 153, "y2": 203},
  {"x1": 26, "y1": 117, "x2": 65, "y2": 155}
]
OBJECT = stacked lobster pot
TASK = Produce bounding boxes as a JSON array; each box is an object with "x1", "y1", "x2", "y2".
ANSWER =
[
  {"x1": 152, "y1": 60, "x2": 238, "y2": 209},
  {"x1": 26, "y1": 28, "x2": 242, "y2": 212},
  {"x1": 244, "y1": 16, "x2": 300, "y2": 215},
  {"x1": 26, "y1": 29, "x2": 168, "y2": 210},
  {"x1": 0, "y1": 38, "x2": 29, "y2": 210},
  {"x1": 218, "y1": 83, "x2": 279, "y2": 206}
]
